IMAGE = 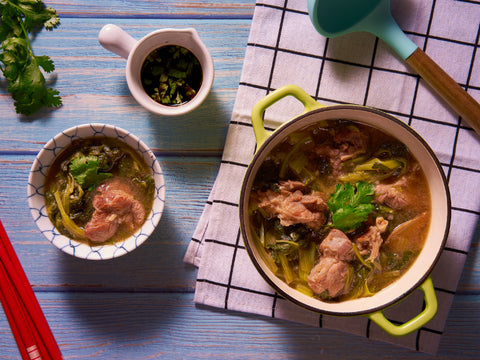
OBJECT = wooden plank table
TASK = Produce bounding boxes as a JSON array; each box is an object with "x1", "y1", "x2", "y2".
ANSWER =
[{"x1": 0, "y1": 1, "x2": 478, "y2": 359}]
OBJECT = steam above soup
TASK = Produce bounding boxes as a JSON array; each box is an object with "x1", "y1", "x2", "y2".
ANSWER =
[
  {"x1": 44, "y1": 137, "x2": 155, "y2": 245},
  {"x1": 248, "y1": 120, "x2": 431, "y2": 302}
]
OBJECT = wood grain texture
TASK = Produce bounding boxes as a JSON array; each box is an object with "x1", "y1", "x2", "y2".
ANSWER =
[
  {"x1": 0, "y1": 1, "x2": 478, "y2": 359},
  {"x1": 0, "y1": 18, "x2": 251, "y2": 152},
  {"x1": 1, "y1": 293, "x2": 479, "y2": 360},
  {"x1": 46, "y1": 0, "x2": 255, "y2": 18}
]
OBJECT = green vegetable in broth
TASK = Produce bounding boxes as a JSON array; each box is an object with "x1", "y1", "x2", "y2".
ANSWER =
[
  {"x1": 248, "y1": 120, "x2": 431, "y2": 303},
  {"x1": 339, "y1": 157, "x2": 407, "y2": 183},
  {"x1": 45, "y1": 137, "x2": 155, "y2": 245}
]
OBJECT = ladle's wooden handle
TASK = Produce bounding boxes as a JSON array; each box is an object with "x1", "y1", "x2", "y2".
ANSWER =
[{"x1": 406, "y1": 48, "x2": 480, "y2": 135}]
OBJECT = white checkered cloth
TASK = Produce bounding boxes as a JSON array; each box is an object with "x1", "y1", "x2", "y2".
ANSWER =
[{"x1": 184, "y1": 0, "x2": 480, "y2": 354}]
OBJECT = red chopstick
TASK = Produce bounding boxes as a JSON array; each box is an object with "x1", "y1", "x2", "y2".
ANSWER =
[
  {"x1": 0, "y1": 267, "x2": 30, "y2": 359},
  {"x1": 0, "y1": 221, "x2": 56, "y2": 359},
  {"x1": 0, "y1": 220, "x2": 63, "y2": 360},
  {"x1": 0, "y1": 260, "x2": 42, "y2": 359}
]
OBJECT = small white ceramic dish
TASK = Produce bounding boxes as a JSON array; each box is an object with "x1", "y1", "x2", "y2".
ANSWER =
[
  {"x1": 98, "y1": 24, "x2": 214, "y2": 116},
  {"x1": 27, "y1": 124, "x2": 166, "y2": 260}
]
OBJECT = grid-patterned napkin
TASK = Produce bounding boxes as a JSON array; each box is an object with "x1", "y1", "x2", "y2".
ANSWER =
[{"x1": 184, "y1": 0, "x2": 480, "y2": 354}]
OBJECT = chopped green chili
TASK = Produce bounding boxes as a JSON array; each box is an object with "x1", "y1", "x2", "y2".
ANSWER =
[{"x1": 141, "y1": 45, "x2": 203, "y2": 106}]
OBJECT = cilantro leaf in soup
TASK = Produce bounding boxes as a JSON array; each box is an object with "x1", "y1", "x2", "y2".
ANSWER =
[
  {"x1": 327, "y1": 182, "x2": 375, "y2": 232},
  {"x1": 69, "y1": 155, "x2": 112, "y2": 190}
]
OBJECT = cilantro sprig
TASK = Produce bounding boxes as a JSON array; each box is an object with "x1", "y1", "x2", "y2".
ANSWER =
[
  {"x1": 327, "y1": 182, "x2": 375, "y2": 232},
  {"x1": 69, "y1": 155, "x2": 112, "y2": 191},
  {"x1": 0, "y1": 0, "x2": 61, "y2": 115}
]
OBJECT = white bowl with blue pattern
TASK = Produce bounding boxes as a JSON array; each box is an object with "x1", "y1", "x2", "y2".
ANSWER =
[{"x1": 27, "y1": 124, "x2": 166, "y2": 260}]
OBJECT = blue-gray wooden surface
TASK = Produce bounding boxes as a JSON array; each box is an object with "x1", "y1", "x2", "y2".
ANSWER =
[{"x1": 0, "y1": 1, "x2": 478, "y2": 359}]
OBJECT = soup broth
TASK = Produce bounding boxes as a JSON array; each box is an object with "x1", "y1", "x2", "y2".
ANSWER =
[
  {"x1": 248, "y1": 119, "x2": 431, "y2": 302},
  {"x1": 44, "y1": 137, "x2": 155, "y2": 245}
]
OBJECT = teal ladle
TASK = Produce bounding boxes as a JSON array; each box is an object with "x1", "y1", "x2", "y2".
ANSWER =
[{"x1": 308, "y1": 0, "x2": 480, "y2": 135}]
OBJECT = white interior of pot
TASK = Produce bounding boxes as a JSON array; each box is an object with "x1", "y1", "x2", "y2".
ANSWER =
[{"x1": 241, "y1": 106, "x2": 450, "y2": 315}]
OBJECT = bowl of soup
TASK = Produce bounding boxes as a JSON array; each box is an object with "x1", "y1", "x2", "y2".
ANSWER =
[
  {"x1": 239, "y1": 85, "x2": 451, "y2": 336},
  {"x1": 28, "y1": 124, "x2": 166, "y2": 260}
]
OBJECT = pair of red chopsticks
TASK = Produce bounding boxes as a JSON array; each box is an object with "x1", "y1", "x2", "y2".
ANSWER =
[{"x1": 0, "y1": 220, "x2": 63, "y2": 360}]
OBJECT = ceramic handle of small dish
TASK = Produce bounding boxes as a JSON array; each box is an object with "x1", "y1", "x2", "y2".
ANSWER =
[
  {"x1": 405, "y1": 48, "x2": 480, "y2": 136},
  {"x1": 251, "y1": 85, "x2": 322, "y2": 148},
  {"x1": 367, "y1": 277, "x2": 437, "y2": 337},
  {"x1": 98, "y1": 24, "x2": 138, "y2": 59}
]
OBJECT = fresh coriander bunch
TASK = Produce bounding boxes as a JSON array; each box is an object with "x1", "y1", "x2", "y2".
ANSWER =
[{"x1": 0, "y1": 0, "x2": 61, "y2": 115}]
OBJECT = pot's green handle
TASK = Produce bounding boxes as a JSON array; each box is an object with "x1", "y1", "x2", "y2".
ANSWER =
[
  {"x1": 367, "y1": 277, "x2": 437, "y2": 337},
  {"x1": 251, "y1": 85, "x2": 323, "y2": 148}
]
